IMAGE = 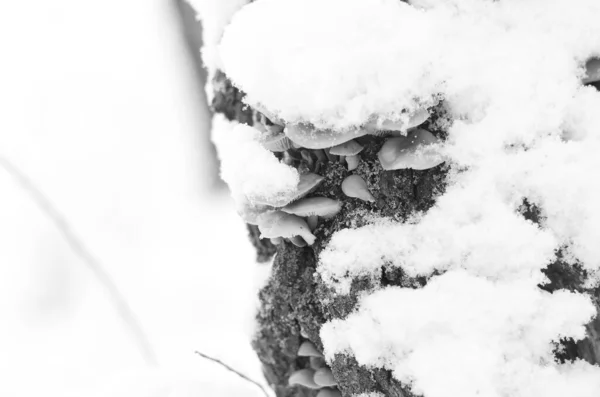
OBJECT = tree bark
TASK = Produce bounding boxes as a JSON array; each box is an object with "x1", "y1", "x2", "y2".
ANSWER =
[{"x1": 210, "y1": 70, "x2": 600, "y2": 396}]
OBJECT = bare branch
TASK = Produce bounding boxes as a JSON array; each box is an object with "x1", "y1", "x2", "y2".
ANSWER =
[
  {"x1": 0, "y1": 156, "x2": 157, "y2": 366},
  {"x1": 195, "y1": 350, "x2": 270, "y2": 397}
]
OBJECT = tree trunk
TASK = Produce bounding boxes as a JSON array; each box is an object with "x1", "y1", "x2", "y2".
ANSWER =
[{"x1": 210, "y1": 68, "x2": 600, "y2": 397}]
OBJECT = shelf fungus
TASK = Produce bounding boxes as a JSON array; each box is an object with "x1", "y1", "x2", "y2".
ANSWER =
[
  {"x1": 341, "y1": 175, "x2": 376, "y2": 202},
  {"x1": 257, "y1": 211, "x2": 316, "y2": 245},
  {"x1": 282, "y1": 197, "x2": 342, "y2": 230},
  {"x1": 583, "y1": 58, "x2": 600, "y2": 84},
  {"x1": 365, "y1": 108, "x2": 430, "y2": 134},
  {"x1": 285, "y1": 123, "x2": 368, "y2": 149},
  {"x1": 298, "y1": 341, "x2": 324, "y2": 357},
  {"x1": 378, "y1": 128, "x2": 444, "y2": 170},
  {"x1": 289, "y1": 369, "x2": 320, "y2": 389},
  {"x1": 251, "y1": 172, "x2": 324, "y2": 207},
  {"x1": 330, "y1": 139, "x2": 364, "y2": 171}
]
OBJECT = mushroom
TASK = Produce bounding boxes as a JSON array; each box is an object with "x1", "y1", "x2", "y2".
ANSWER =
[
  {"x1": 317, "y1": 388, "x2": 342, "y2": 397},
  {"x1": 583, "y1": 58, "x2": 600, "y2": 84},
  {"x1": 313, "y1": 368, "x2": 337, "y2": 387},
  {"x1": 365, "y1": 108, "x2": 430, "y2": 133},
  {"x1": 257, "y1": 211, "x2": 316, "y2": 245},
  {"x1": 270, "y1": 237, "x2": 283, "y2": 245},
  {"x1": 260, "y1": 133, "x2": 293, "y2": 152},
  {"x1": 290, "y1": 236, "x2": 308, "y2": 247},
  {"x1": 285, "y1": 124, "x2": 368, "y2": 149},
  {"x1": 289, "y1": 369, "x2": 320, "y2": 389},
  {"x1": 329, "y1": 140, "x2": 364, "y2": 171},
  {"x1": 341, "y1": 175, "x2": 375, "y2": 203},
  {"x1": 378, "y1": 128, "x2": 444, "y2": 170},
  {"x1": 282, "y1": 197, "x2": 342, "y2": 230},
  {"x1": 298, "y1": 341, "x2": 323, "y2": 357},
  {"x1": 251, "y1": 172, "x2": 324, "y2": 207}
]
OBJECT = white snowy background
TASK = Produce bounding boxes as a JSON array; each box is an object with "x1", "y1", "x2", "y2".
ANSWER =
[{"x1": 0, "y1": 1, "x2": 266, "y2": 396}]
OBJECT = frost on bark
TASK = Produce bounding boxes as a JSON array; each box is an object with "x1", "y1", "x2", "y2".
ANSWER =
[{"x1": 210, "y1": 69, "x2": 600, "y2": 396}]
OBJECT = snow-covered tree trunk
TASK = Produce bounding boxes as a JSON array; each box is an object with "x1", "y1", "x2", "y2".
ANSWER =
[{"x1": 193, "y1": 0, "x2": 600, "y2": 396}]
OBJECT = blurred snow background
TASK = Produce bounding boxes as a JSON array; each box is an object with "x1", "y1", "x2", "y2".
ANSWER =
[{"x1": 0, "y1": 1, "x2": 266, "y2": 396}]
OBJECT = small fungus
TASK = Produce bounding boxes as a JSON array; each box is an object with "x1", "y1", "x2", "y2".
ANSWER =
[
  {"x1": 313, "y1": 368, "x2": 337, "y2": 387},
  {"x1": 346, "y1": 155, "x2": 360, "y2": 171},
  {"x1": 329, "y1": 140, "x2": 364, "y2": 156},
  {"x1": 316, "y1": 388, "x2": 342, "y2": 397},
  {"x1": 290, "y1": 236, "x2": 307, "y2": 247},
  {"x1": 257, "y1": 211, "x2": 316, "y2": 245},
  {"x1": 282, "y1": 197, "x2": 342, "y2": 219},
  {"x1": 261, "y1": 133, "x2": 293, "y2": 152},
  {"x1": 285, "y1": 124, "x2": 368, "y2": 149},
  {"x1": 289, "y1": 369, "x2": 320, "y2": 389},
  {"x1": 298, "y1": 341, "x2": 323, "y2": 357},
  {"x1": 377, "y1": 128, "x2": 444, "y2": 170},
  {"x1": 583, "y1": 58, "x2": 600, "y2": 84},
  {"x1": 270, "y1": 237, "x2": 283, "y2": 245},
  {"x1": 341, "y1": 175, "x2": 376, "y2": 203}
]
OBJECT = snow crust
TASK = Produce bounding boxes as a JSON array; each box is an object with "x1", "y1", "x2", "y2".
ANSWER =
[
  {"x1": 211, "y1": 115, "x2": 300, "y2": 218},
  {"x1": 218, "y1": 0, "x2": 600, "y2": 395}
]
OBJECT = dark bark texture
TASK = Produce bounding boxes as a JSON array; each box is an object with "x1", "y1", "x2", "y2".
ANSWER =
[{"x1": 210, "y1": 70, "x2": 600, "y2": 396}]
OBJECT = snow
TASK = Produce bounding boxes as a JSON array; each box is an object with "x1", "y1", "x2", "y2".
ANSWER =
[
  {"x1": 219, "y1": 0, "x2": 600, "y2": 395},
  {"x1": 211, "y1": 116, "x2": 300, "y2": 218}
]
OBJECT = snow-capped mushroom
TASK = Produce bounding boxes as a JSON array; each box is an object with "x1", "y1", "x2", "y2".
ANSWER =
[
  {"x1": 282, "y1": 197, "x2": 342, "y2": 219},
  {"x1": 316, "y1": 388, "x2": 342, "y2": 397},
  {"x1": 378, "y1": 128, "x2": 444, "y2": 171},
  {"x1": 289, "y1": 369, "x2": 320, "y2": 389},
  {"x1": 257, "y1": 211, "x2": 316, "y2": 245},
  {"x1": 252, "y1": 172, "x2": 324, "y2": 207},
  {"x1": 329, "y1": 140, "x2": 364, "y2": 156},
  {"x1": 261, "y1": 133, "x2": 293, "y2": 152},
  {"x1": 313, "y1": 368, "x2": 337, "y2": 387},
  {"x1": 285, "y1": 124, "x2": 368, "y2": 149},
  {"x1": 365, "y1": 108, "x2": 430, "y2": 133},
  {"x1": 583, "y1": 58, "x2": 600, "y2": 84},
  {"x1": 341, "y1": 175, "x2": 375, "y2": 203},
  {"x1": 298, "y1": 341, "x2": 323, "y2": 357}
]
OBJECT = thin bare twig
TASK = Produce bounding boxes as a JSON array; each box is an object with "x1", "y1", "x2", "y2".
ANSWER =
[
  {"x1": 195, "y1": 350, "x2": 270, "y2": 397},
  {"x1": 0, "y1": 156, "x2": 157, "y2": 366}
]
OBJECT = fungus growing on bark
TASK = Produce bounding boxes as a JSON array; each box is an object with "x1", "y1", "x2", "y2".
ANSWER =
[
  {"x1": 313, "y1": 368, "x2": 337, "y2": 387},
  {"x1": 298, "y1": 341, "x2": 323, "y2": 357},
  {"x1": 282, "y1": 197, "x2": 342, "y2": 219},
  {"x1": 289, "y1": 369, "x2": 320, "y2": 389},
  {"x1": 330, "y1": 139, "x2": 364, "y2": 171},
  {"x1": 285, "y1": 124, "x2": 368, "y2": 149},
  {"x1": 260, "y1": 133, "x2": 293, "y2": 152},
  {"x1": 583, "y1": 58, "x2": 600, "y2": 84},
  {"x1": 257, "y1": 211, "x2": 316, "y2": 245},
  {"x1": 341, "y1": 175, "x2": 376, "y2": 202},
  {"x1": 377, "y1": 128, "x2": 444, "y2": 170},
  {"x1": 251, "y1": 172, "x2": 324, "y2": 207}
]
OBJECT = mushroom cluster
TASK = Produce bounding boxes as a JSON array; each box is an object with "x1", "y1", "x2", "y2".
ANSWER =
[
  {"x1": 289, "y1": 340, "x2": 341, "y2": 397},
  {"x1": 250, "y1": 106, "x2": 445, "y2": 230}
]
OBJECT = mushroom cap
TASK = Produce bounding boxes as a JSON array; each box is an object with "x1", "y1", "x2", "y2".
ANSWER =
[
  {"x1": 346, "y1": 155, "x2": 360, "y2": 171},
  {"x1": 257, "y1": 211, "x2": 316, "y2": 245},
  {"x1": 260, "y1": 133, "x2": 293, "y2": 152},
  {"x1": 289, "y1": 369, "x2": 320, "y2": 389},
  {"x1": 298, "y1": 341, "x2": 323, "y2": 357},
  {"x1": 365, "y1": 108, "x2": 430, "y2": 133},
  {"x1": 341, "y1": 175, "x2": 375, "y2": 202},
  {"x1": 378, "y1": 128, "x2": 444, "y2": 171},
  {"x1": 282, "y1": 197, "x2": 342, "y2": 219},
  {"x1": 329, "y1": 140, "x2": 364, "y2": 156},
  {"x1": 285, "y1": 124, "x2": 368, "y2": 149},
  {"x1": 313, "y1": 368, "x2": 337, "y2": 387},
  {"x1": 584, "y1": 58, "x2": 600, "y2": 84},
  {"x1": 252, "y1": 172, "x2": 324, "y2": 207}
]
